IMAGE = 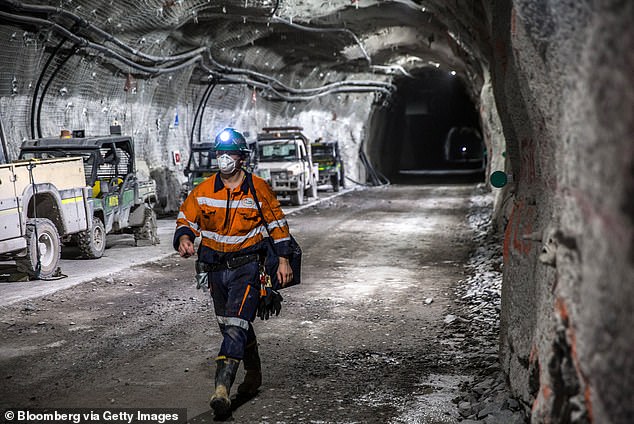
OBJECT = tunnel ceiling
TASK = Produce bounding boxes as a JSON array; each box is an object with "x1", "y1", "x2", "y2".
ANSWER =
[
  {"x1": 181, "y1": 0, "x2": 490, "y2": 94},
  {"x1": 1, "y1": 0, "x2": 491, "y2": 99}
]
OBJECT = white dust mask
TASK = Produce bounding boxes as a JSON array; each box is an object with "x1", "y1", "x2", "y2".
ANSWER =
[{"x1": 217, "y1": 153, "x2": 237, "y2": 174}]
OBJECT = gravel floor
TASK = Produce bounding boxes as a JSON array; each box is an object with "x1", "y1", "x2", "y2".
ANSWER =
[{"x1": 0, "y1": 183, "x2": 527, "y2": 423}]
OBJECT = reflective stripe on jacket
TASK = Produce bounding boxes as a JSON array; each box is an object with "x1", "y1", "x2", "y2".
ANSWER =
[{"x1": 174, "y1": 172, "x2": 291, "y2": 257}]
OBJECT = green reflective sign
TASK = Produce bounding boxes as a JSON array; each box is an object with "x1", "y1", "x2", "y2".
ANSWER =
[{"x1": 490, "y1": 171, "x2": 508, "y2": 188}]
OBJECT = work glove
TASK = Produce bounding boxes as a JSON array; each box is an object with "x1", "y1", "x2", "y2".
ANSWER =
[
  {"x1": 257, "y1": 287, "x2": 283, "y2": 320},
  {"x1": 195, "y1": 260, "x2": 210, "y2": 291},
  {"x1": 257, "y1": 270, "x2": 283, "y2": 320}
]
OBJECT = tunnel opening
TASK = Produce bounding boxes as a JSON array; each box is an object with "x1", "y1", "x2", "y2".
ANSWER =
[{"x1": 368, "y1": 67, "x2": 485, "y2": 184}]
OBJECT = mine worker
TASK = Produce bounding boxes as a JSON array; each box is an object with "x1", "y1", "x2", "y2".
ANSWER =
[{"x1": 174, "y1": 127, "x2": 293, "y2": 417}]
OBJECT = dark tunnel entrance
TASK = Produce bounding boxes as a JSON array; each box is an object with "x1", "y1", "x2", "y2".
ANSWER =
[{"x1": 369, "y1": 68, "x2": 485, "y2": 184}]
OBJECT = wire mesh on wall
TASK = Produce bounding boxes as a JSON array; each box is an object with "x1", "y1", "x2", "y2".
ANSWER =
[
  {"x1": 0, "y1": 25, "x2": 46, "y2": 156},
  {"x1": 0, "y1": 0, "x2": 394, "y2": 212}
]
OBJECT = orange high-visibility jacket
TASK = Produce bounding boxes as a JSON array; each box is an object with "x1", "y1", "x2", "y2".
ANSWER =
[{"x1": 174, "y1": 172, "x2": 291, "y2": 260}]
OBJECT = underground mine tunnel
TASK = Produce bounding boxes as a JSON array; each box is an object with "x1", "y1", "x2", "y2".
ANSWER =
[{"x1": 0, "y1": 1, "x2": 632, "y2": 423}]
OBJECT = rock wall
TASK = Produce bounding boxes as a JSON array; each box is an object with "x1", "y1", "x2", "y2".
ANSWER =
[
  {"x1": 478, "y1": 71, "x2": 507, "y2": 225},
  {"x1": 489, "y1": 1, "x2": 634, "y2": 422}
]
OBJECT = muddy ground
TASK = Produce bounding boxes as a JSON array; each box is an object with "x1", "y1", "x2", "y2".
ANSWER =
[{"x1": 0, "y1": 183, "x2": 503, "y2": 423}]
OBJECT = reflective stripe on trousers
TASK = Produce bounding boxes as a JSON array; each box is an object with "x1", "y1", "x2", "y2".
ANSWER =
[{"x1": 210, "y1": 260, "x2": 260, "y2": 359}]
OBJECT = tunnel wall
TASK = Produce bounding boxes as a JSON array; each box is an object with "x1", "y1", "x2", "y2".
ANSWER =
[
  {"x1": 490, "y1": 1, "x2": 634, "y2": 422},
  {"x1": 364, "y1": 97, "x2": 402, "y2": 178},
  {"x1": 478, "y1": 71, "x2": 509, "y2": 228},
  {"x1": 0, "y1": 20, "x2": 377, "y2": 213}
]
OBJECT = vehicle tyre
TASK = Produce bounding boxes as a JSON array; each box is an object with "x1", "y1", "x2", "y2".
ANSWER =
[
  {"x1": 290, "y1": 188, "x2": 304, "y2": 206},
  {"x1": 134, "y1": 206, "x2": 160, "y2": 246},
  {"x1": 77, "y1": 217, "x2": 106, "y2": 259},
  {"x1": 16, "y1": 218, "x2": 61, "y2": 279},
  {"x1": 331, "y1": 175, "x2": 340, "y2": 192}
]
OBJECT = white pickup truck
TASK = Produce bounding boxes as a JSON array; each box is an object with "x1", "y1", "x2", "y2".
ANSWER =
[
  {"x1": 0, "y1": 157, "x2": 93, "y2": 279},
  {"x1": 254, "y1": 127, "x2": 318, "y2": 205}
]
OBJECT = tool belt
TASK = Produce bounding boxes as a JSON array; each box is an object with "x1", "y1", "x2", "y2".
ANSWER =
[{"x1": 206, "y1": 253, "x2": 261, "y2": 271}]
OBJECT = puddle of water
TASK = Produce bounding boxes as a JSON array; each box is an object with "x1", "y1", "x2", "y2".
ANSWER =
[
  {"x1": 354, "y1": 373, "x2": 466, "y2": 424},
  {"x1": 392, "y1": 374, "x2": 467, "y2": 424}
]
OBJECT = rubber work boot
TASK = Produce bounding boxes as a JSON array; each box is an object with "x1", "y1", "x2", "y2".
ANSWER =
[
  {"x1": 237, "y1": 341, "x2": 262, "y2": 395},
  {"x1": 210, "y1": 358, "x2": 240, "y2": 418}
]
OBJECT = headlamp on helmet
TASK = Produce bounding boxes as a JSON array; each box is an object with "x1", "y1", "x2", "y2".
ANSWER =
[
  {"x1": 218, "y1": 130, "x2": 231, "y2": 143},
  {"x1": 214, "y1": 127, "x2": 250, "y2": 155}
]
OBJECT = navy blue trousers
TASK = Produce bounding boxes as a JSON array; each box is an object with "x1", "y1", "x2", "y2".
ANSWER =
[{"x1": 209, "y1": 261, "x2": 260, "y2": 360}]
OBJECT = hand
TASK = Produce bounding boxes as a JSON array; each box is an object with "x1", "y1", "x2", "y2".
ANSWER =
[
  {"x1": 277, "y1": 257, "x2": 293, "y2": 287},
  {"x1": 178, "y1": 235, "x2": 195, "y2": 258}
]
